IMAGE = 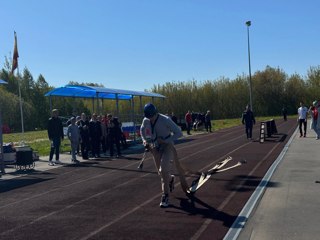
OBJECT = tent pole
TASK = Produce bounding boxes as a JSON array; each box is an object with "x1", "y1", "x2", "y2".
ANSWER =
[
  {"x1": 116, "y1": 94, "x2": 119, "y2": 117},
  {"x1": 132, "y1": 97, "x2": 136, "y2": 142},
  {"x1": 96, "y1": 92, "x2": 99, "y2": 114},
  {"x1": 92, "y1": 98, "x2": 94, "y2": 113},
  {"x1": 139, "y1": 96, "x2": 142, "y2": 116},
  {"x1": 0, "y1": 108, "x2": 5, "y2": 174},
  {"x1": 49, "y1": 96, "x2": 52, "y2": 113}
]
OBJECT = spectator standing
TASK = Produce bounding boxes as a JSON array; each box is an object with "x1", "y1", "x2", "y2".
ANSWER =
[
  {"x1": 89, "y1": 113, "x2": 102, "y2": 158},
  {"x1": 298, "y1": 102, "x2": 308, "y2": 137},
  {"x1": 78, "y1": 113, "x2": 90, "y2": 160},
  {"x1": 67, "y1": 117, "x2": 80, "y2": 164},
  {"x1": 47, "y1": 109, "x2": 64, "y2": 166},
  {"x1": 282, "y1": 106, "x2": 288, "y2": 121},
  {"x1": 242, "y1": 104, "x2": 256, "y2": 140},
  {"x1": 118, "y1": 120, "x2": 128, "y2": 149},
  {"x1": 75, "y1": 116, "x2": 81, "y2": 155},
  {"x1": 106, "y1": 114, "x2": 121, "y2": 158},
  {"x1": 171, "y1": 112, "x2": 178, "y2": 125},
  {"x1": 185, "y1": 110, "x2": 192, "y2": 135},
  {"x1": 309, "y1": 101, "x2": 320, "y2": 139},
  {"x1": 98, "y1": 115, "x2": 108, "y2": 156},
  {"x1": 205, "y1": 110, "x2": 212, "y2": 132}
]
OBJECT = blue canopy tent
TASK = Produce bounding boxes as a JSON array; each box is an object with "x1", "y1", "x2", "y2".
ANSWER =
[
  {"x1": 45, "y1": 84, "x2": 165, "y2": 115},
  {"x1": 0, "y1": 79, "x2": 8, "y2": 174},
  {"x1": 45, "y1": 85, "x2": 166, "y2": 140}
]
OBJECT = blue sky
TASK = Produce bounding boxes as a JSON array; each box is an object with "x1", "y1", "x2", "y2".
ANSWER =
[{"x1": 1, "y1": 0, "x2": 319, "y2": 91}]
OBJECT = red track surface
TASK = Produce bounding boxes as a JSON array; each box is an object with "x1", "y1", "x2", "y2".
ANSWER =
[{"x1": 0, "y1": 118, "x2": 297, "y2": 240}]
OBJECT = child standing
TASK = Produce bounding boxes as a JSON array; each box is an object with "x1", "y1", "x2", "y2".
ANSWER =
[{"x1": 67, "y1": 117, "x2": 81, "y2": 164}]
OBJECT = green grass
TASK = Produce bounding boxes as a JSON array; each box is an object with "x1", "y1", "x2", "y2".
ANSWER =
[
  {"x1": 3, "y1": 130, "x2": 71, "y2": 156},
  {"x1": 2, "y1": 115, "x2": 296, "y2": 156}
]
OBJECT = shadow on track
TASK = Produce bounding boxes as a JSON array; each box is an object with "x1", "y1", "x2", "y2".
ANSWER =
[
  {"x1": 0, "y1": 177, "x2": 54, "y2": 193},
  {"x1": 167, "y1": 195, "x2": 236, "y2": 228}
]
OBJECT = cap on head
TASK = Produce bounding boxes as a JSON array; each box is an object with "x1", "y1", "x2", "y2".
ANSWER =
[
  {"x1": 144, "y1": 103, "x2": 157, "y2": 118},
  {"x1": 313, "y1": 100, "x2": 318, "y2": 106}
]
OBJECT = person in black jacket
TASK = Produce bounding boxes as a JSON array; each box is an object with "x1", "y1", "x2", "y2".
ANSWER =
[
  {"x1": 47, "y1": 109, "x2": 64, "y2": 166},
  {"x1": 242, "y1": 104, "x2": 256, "y2": 140},
  {"x1": 205, "y1": 110, "x2": 212, "y2": 132},
  {"x1": 106, "y1": 114, "x2": 121, "y2": 158},
  {"x1": 89, "y1": 113, "x2": 102, "y2": 158},
  {"x1": 78, "y1": 113, "x2": 90, "y2": 159}
]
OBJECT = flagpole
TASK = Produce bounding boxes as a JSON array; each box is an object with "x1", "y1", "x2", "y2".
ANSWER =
[
  {"x1": 12, "y1": 31, "x2": 24, "y2": 145},
  {"x1": 0, "y1": 79, "x2": 8, "y2": 174},
  {"x1": 0, "y1": 108, "x2": 5, "y2": 174},
  {"x1": 17, "y1": 67, "x2": 25, "y2": 145}
]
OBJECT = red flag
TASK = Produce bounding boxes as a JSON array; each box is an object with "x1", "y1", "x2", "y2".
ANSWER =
[{"x1": 11, "y1": 31, "x2": 19, "y2": 74}]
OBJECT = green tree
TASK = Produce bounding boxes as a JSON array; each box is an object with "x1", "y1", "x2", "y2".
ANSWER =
[{"x1": 253, "y1": 66, "x2": 287, "y2": 116}]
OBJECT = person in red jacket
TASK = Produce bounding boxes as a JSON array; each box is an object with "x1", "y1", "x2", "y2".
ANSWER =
[{"x1": 185, "y1": 110, "x2": 192, "y2": 135}]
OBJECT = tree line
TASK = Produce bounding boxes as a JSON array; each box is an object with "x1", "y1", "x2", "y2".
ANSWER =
[
  {"x1": 1, "y1": 61, "x2": 320, "y2": 133},
  {"x1": 151, "y1": 65, "x2": 320, "y2": 121}
]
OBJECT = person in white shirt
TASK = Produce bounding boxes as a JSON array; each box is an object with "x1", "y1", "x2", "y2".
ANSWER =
[{"x1": 298, "y1": 102, "x2": 308, "y2": 137}]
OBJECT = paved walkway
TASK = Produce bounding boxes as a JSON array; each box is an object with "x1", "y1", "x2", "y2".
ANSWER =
[{"x1": 229, "y1": 127, "x2": 320, "y2": 240}]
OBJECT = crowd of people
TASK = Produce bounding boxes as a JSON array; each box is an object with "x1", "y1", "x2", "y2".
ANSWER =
[
  {"x1": 184, "y1": 110, "x2": 212, "y2": 134},
  {"x1": 47, "y1": 109, "x2": 127, "y2": 166}
]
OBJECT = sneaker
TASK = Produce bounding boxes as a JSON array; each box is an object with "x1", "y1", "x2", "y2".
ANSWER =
[
  {"x1": 159, "y1": 194, "x2": 169, "y2": 208},
  {"x1": 48, "y1": 161, "x2": 54, "y2": 166},
  {"x1": 54, "y1": 160, "x2": 62, "y2": 164},
  {"x1": 169, "y1": 175, "x2": 175, "y2": 192},
  {"x1": 73, "y1": 159, "x2": 80, "y2": 164}
]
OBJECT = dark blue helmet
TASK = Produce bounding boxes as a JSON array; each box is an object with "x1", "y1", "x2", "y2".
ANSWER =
[{"x1": 144, "y1": 103, "x2": 157, "y2": 118}]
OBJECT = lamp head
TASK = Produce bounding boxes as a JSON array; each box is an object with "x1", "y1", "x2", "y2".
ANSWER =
[{"x1": 246, "y1": 21, "x2": 251, "y2": 26}]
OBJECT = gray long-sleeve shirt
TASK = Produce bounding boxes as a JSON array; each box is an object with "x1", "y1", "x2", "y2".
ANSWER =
[
  {"x1": 140, "y1": 114, "x2": 182, "y2": 145},
  {"x1": 67, "y1": 124, "x2": 80, "y2": 143}
]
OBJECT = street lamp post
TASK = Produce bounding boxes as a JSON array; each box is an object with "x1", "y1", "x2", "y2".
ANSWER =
[{"x1": 246, "y1": 20, "x2": 253, "y2": 110}]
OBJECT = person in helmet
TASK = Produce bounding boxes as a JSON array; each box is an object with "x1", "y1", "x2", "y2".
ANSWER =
[{"x1": 140, "y1": 103, "x2": 183, "y2": 208}]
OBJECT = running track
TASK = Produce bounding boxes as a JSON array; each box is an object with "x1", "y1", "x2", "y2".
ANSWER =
[{"x1": 0, "y1": 118, "x2": 297, "y2": 240}]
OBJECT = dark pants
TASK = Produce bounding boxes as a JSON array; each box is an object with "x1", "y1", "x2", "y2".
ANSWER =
[
  {"x1": 91, "y1": 137, "x2": 101, "y2": 157},
  {"x1": 101, "y1": 136, "x2": 107, "y2": 153},
  {"x1": 81, "y1": 136, "x2": 90, "y2": 159},
  {"x1": 205, "y1": 121, "x2": 212, "y2": 132},
  {"x1": 245, "y1": 125, "x2": 253, "y2": 139},
  {"x1": 109, "y1": 135, "x2": 121, "y2": 156},
  {"x1": 49, "y1": 137, "x2": 61, "y2": 161},
  {"x1": 186, "y1": 122, "x2": 192, "y2": 134},
  {"x1": 283, "y1": 114, "x2": 287, "y2": 121},
  {"x1": 299, "y1": 119, "x2": 307, "y2": 136}
]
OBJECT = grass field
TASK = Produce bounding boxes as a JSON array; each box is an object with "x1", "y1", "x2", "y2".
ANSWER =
[{"x1": 2, "y1": 115, "x2": 291, "y2": 156}]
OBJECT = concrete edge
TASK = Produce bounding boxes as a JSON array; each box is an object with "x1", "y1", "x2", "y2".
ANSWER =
[{"x1": 223, "y1": 126, "x2": 298, "y2": 240}]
